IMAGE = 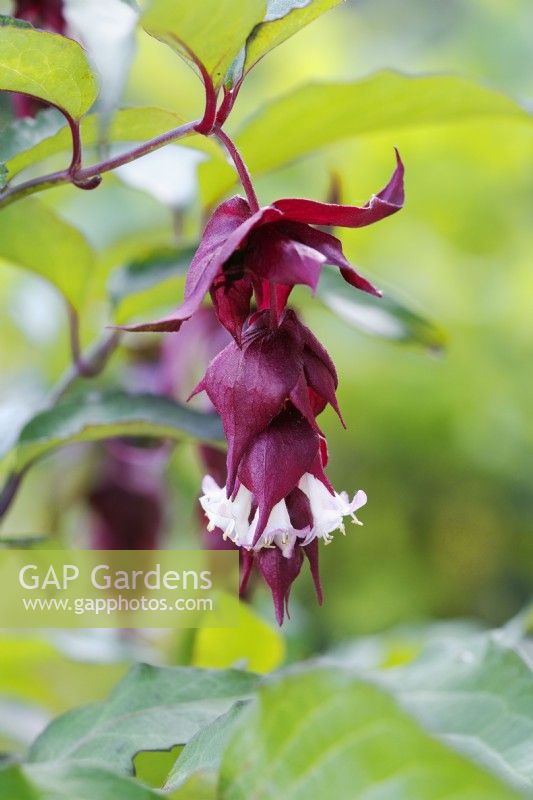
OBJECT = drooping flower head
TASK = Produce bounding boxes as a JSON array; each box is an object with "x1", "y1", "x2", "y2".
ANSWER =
[{"x1": 121, "y1": 151, "x2": 404, "y2": 623}]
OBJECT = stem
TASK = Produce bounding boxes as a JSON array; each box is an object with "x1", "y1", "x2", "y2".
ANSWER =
[
  {"x1": 0, "y1": 119, "x2": 200, "y2": 209},
  {"x1": 66, "y1": 306, "x2": 119, "y2": 380},
  {"x1": 0, "y1": 472, "x2": 25, "y2": 520},
  {"x1": 67, "y1": 305, "x2": 90, "y2": 377},
  {"x1": 212, "y1": 126, "x2": 259, "y2": 212},
  {"x1": 194, "y1": 64, "x2": 218, "y2": 135},
  {"x1": 67, "y1": 116, "x2": 82, "y2": 175},
  {"x1": 215, "y1": 79, "x2": 243, "y2": 127},
  {"x1": 49, "y1": 330, "x2": 122, "y2": 405}
]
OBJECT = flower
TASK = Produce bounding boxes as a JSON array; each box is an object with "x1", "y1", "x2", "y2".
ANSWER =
[
  {"x1": 198, "y1": 397, "x2": 367, "y2": 624},
  {"x1": 122, "y1": 151, "x2": 404, "y2": 341},
  {"x1": 200, "y1": 450, "x2": 367, "y2": 624},
  {"x1": 88, "y1": 442, "x2": 166, "y2": 551},
  {"x1": 201, "y1": 473, "x2": 366, "y2": 553}
]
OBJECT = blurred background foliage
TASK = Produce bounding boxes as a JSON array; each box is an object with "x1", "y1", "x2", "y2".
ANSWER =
[{"x1": 0, "y1": 0, "x2": 532, "y2": 675}]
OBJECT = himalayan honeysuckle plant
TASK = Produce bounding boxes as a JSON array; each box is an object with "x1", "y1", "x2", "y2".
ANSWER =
[
  {"x1": 1, "y1": 3, "x2": 532, "y2": 800},
  {"x1": 0, "y1": 0, "x2": 414, "y2": 623},
  {"x1": 0, "y1": 0, "x2": 407, "y2": 623}
]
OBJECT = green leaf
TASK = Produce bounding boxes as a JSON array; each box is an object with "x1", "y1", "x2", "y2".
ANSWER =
[
  {"x1": 164, "y1": 703, "x2": 246, "y2": 792},
  {"x1": 200, "y1": 70, "x2": 532, "y2": 204},
  {"x1": 0, "y1": 15, "x2": 32, "y2": 30},
  {"x1": 317, "y1": 269, "x2": 446, "y2": 350},
  {"x1": 29, "y1": 664, "x2": 259, "y2": 773},
  {"x1": 0, "y1": 634, "x2": 125, "y2": 714},
  {"x1": 0, "y1": 107, "x2": 65, "y2": 167},
  {"x1": 0, "y1": 21, "x2": 98, "y2": 120},
  {"x1": 4, "y1": 106, "x2": 218, "y2": 182},
  {"x1": 141, "y1": 0, "x2": 267, "y2": 90},
  {"x1": 7, "y1": 391, "x2": 224, "y2": 473},
  {"x1": 372, "y1": 633, "x2": 533, "y2": 794},
  {"x1": 0, "y1": 198, "x2": 94, "y2": 308},
  {"x1": 109, "y1": 243, "x2": 195, "y2": 324},
  {"x1": 243, "y1": 0, "x2": 342, "y2": 76},
  {"x1": 219, "y1": 669, "x2": 522, "y2": 799},
  {"x1": 0, "y1": 762, "x2": 162, "y2": 800},
  {"x1": 0, "y1": 161, "x2": 7, "y2": 190}
]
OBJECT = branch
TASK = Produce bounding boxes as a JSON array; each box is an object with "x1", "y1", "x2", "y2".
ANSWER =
[
  {"x1": 49, "y1": 329, "x2": 122, "y2": 405},
  {"x1": 212, "y1": 126, "x2": 259, "y2": 212},
  {"x1": 0, "y1": 119, "x2": 200, "y2": 209}
]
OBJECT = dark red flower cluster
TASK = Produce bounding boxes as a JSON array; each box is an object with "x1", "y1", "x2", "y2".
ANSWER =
[{"x1": 125, "y1": 152, "x2": 404, "y2": 623}]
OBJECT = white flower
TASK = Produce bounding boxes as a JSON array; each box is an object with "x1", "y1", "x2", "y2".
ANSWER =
[
  {"x1": 200, "y1": 475, "x2": 253, "y2": 546},
  {"x1": 199, "y1": 473, "x2": 366, "y2": 556},
  {"x1": 298, "y1": 473, "x2": 367, "y2": 545},
  {"x1": 249, "y1": 500, "x2": 308, "y2": 557}
]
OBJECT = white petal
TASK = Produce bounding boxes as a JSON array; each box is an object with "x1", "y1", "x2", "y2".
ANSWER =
[
  {"x1": 249, "y1": 500, "x2": 307, "y2": 558},
  {"x1": 199, "y1": 476, "x2": 253, "y2": 545},
  {"x1": 299, "y1": 473, "x2": 367, "y2": 543}
]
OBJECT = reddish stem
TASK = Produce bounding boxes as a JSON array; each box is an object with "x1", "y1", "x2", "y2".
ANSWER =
[
  {"x1": 0, "y1": 119, "x2": 200, "y2": 208},
  {"x1": 67, "y1": 116, "x2": 82, "y2": 175},
  {"x1": 212, "y1": 126, "x2": 259, "y2": 212},
  {"x1": 194, "y1": 63, "x2": 218, "y2": 135},
  {"x1": 215, "y1": 79, "x2": 243, "y2": 127}
]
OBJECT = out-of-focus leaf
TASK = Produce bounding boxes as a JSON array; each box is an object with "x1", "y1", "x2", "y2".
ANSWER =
[
  {"x1": 219, "y1": 669, "x2": 522, "y2": 799},
  {"x1": 4, "y1": 106, "x2": 219, "y2": 181},
  {"x1": 372, "y1": 633, "x2": 533, "y2": 795},
  {"x1": 0, "y1": 108, "x2": 65, "y2": 166},
  {"x1": 165, "y1": 703, "x2": 246, "y2": 792},
  {"x1": 317, "y1": 269, "x2": 446, "y2": 350},
  {"x1": 200, "y1": 70, "x2": 532, "y2": 203},
  {"x1": 0, "y1": 762, "x2": 162, "y2": 800},
  {"x1": 0, "y1": 634, "x2": 125, "y2": 713},
  {"x1": 239, "y1": 0, "x2": 343, "y2": 79},
  {"x1": 141, "y1": 0, "x2": 266, "y2": 90},
  {"x1": 191, "y1": 594, "x2": 286, "y2": 673},
  {"x1": 109, "y1": 243, "x2": 195, "y2": 324},
  {"x1": 29, "y1": 664, "x2": 259, "y2": 773},
  {"x1": 0, "y1": 20, "x2": 98, "y2": 119},
  {"x1": 0, "y1": 162, "x2": 7, "y2": 189},
  {"x1": 0, "y1": 699, "x2": 50, "y2": 749},
  {"x1": 0, "y1": 199, "x2": 94, "y2": 308},
  {"x1": 6, "y1": 391, "x2": 224, "y2": 472}
]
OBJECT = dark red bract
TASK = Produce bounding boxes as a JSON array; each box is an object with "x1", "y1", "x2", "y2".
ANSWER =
[
  {"x1": 122, "y1": 151, "x2": 404, "y2": 340},
  {"x1": 191, "y1": 309, "x2": 341, "y2": 495}
]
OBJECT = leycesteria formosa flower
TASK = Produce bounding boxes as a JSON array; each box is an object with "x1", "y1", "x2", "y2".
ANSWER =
[
  {"x1": 122, "y1": 151, "x2": 404, "y2": 342},
  {"x1": 89, "y1": 442, "x2": 166, "y2": 551},
  {"x1": 124, "y1": 150, "x2": 404, "y2": 623}
]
